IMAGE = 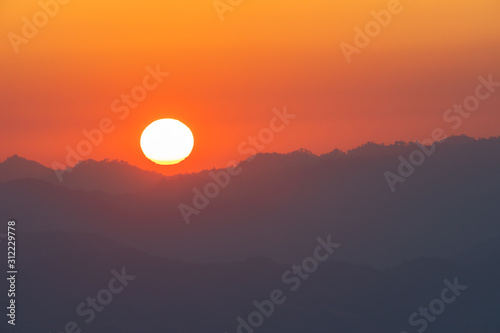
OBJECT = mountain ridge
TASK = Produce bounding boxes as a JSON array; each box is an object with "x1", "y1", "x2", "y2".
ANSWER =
[{"x1": 1, "y1": 134, "x2": 497, "y2": 194}]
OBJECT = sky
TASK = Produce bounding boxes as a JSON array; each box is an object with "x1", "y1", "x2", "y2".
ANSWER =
[{"x1": 1, "y1": 0, "x2": 499, "y2": 175}]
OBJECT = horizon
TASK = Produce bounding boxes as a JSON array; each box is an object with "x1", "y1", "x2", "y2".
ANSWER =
[{"x1": 2, "y1": 133, "x2": 497, "y2": 176}]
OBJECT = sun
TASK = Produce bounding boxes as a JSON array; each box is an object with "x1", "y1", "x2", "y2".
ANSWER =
[{"x1": 140, "y1": 119, "x2": 194, "y2": 165}]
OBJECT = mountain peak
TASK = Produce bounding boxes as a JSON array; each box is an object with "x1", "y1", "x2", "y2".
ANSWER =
[
  {"x1": 0, "y1": 155, "x2": 54, "y2": 183},
  {"x1": 4, "y1": 154, "x2": 29, "y2": 164}
]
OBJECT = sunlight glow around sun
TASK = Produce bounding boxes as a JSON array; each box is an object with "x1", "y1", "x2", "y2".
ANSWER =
[{"x1": 140, "y1": 119, "x2": 194, "y2": 165}]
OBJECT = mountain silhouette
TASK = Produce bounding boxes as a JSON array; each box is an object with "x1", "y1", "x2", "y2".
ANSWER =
[
  {"x1": 1, "y1": 135, "x2": 500, "y2": 332},
  {"x1": 1, "y1": 135, "x2": 499, "y2": 269},
  {"x1": 0, "y1": 154, "x2": 55, "y2": 183},
  {"x1": 0, "y1": 156, "x2": 164, "y2": 194}
]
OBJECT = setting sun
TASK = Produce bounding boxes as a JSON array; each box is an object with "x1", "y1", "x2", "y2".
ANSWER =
[{"x1": 140, "y1": 118, "x2": 194, "y2": 165}]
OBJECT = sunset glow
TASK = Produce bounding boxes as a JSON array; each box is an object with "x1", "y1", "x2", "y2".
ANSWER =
[{"x1": 0, "y1": 0, "x2": 499, "y2": 175}]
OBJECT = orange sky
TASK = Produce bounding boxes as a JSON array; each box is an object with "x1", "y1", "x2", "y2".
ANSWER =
[{"x1": 1, "y1": 0, "x2": 500, "y2": 175}]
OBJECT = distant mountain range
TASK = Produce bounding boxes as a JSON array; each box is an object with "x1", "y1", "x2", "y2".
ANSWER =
[
  {"x1": 0, "y1": 134, "x2": 491, "y2": 193},
  {"x1": 1, "y1": 135, "x2": 499, "y2": 268}
]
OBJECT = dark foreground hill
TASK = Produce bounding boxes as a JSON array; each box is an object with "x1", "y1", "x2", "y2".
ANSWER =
[{"x1": 0, "y1": 232, "x2": 498, "y2": 333}]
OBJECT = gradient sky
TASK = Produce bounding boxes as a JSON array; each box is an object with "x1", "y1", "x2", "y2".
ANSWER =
[{"x1": 1, "y1": 0, "x2": 499, "y2": 174}]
